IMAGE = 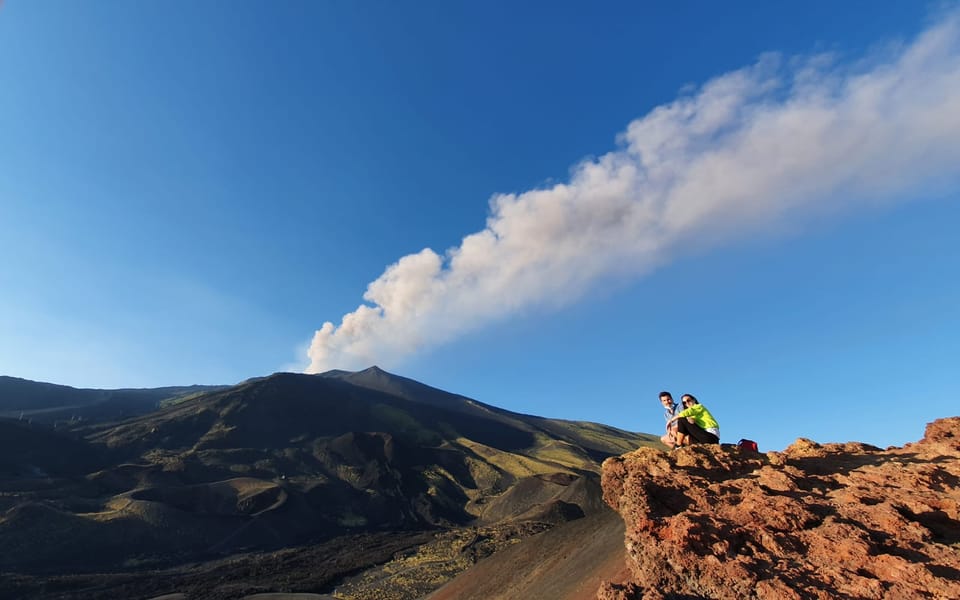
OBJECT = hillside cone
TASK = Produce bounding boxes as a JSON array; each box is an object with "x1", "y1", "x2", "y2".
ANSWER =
[{"x1": 599, "y1": 417, "x2": 960, "y2": 599}]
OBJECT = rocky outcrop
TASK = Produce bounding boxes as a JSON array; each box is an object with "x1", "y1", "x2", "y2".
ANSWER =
[{"x1": 600, "y1": 417, "x2": 960, "y2": 599}]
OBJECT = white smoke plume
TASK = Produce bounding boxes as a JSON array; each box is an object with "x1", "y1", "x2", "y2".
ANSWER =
[{"x1": 307, "y1": 13, "x2": 960, "y2": 373}]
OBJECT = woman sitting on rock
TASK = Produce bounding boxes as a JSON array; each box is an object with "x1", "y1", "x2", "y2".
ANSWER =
[{"x1": 668, "y1": 394, "x2": 720, "y2": 447}]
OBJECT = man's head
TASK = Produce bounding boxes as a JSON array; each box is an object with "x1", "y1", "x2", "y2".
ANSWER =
[{"x1": 659, "y1": 391, "x2": 673, "y2": 406}]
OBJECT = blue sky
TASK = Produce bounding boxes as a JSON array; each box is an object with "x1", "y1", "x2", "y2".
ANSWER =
[{"x1": 1, "y1": 2, "x2": 958, "y2": 451}]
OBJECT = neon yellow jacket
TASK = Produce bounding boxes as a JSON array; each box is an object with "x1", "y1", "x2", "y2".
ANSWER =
[{"x1": 677, "y1": 404, "x2": 719, "y2": 432}]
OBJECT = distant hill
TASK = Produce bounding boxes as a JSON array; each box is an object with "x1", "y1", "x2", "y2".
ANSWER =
[
  {"x1": 0, "y1": 367, "x2": 660, "y2": 597},
  {"x1": 0, "y1": 375, "x2": 226, "y2": 424},
  {"x1": 77, "y1": 368, "x2": 656, "y2": 531}
]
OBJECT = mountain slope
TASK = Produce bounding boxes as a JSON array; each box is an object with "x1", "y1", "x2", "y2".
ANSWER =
[
  {"x1": 0, "y1": 367, "x2": 659, "y2": 590},
  {"x1": 426, "y1": 507, "x2": 628, "y2": 600},
  {"x1": 0, "y1": 419, "x2": 106, "y2": 479},
  {"x1": 0, "y1": 375, "x2": 225, "y2": 424}
]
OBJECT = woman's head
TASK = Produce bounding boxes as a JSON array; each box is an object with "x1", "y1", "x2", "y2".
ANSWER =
[{"x1": 681, "y1": 394, "x2": 699, "y2": 406}]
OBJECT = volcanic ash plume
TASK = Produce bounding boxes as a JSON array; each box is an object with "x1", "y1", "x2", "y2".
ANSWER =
[{"x1": 307, "y1": 12, "x2": 960, "y2": 373}]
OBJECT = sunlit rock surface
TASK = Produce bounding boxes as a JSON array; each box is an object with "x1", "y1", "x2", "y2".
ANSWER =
[{"x1": 600, "y1": 417, "x2": 960, "y2": 599}]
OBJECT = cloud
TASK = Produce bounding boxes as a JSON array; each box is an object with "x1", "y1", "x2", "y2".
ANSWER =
[{"x1": 306, "y1": 12, "x2": 960, "y2": 373}]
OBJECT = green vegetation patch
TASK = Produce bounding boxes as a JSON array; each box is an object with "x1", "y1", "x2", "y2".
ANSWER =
[{"x1": 371, "y1": 404, "x2": 442, "y2": 445}]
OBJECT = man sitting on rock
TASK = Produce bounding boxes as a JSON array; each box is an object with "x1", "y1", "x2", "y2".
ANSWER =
[
  {"x1": 658, "y1": 391, "x2": 680, "y2": 447},
  {"x1": 668, "y1": 394, "x2": 720, "y2": 447}
]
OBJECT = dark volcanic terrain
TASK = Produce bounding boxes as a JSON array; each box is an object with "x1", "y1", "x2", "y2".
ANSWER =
[
  {"x1": 0, "y1": 375, "x2": 225, "y2": 425},
  {"x1": 0, "y1": 367, "x2": 658, "y2": 599}
]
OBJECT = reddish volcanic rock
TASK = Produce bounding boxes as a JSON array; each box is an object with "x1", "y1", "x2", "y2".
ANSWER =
[{"x1": 600, "y1": 417, "x2": 960, "y2": 599}]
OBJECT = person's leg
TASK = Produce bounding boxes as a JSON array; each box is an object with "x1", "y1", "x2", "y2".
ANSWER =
[{"x1": 676, "y1": 419, "x2": 719, "y2": 444}]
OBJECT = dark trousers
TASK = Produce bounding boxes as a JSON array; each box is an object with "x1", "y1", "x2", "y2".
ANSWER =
[{"x1": 677, "y1": 418, "x2": 719, "y2": 444}]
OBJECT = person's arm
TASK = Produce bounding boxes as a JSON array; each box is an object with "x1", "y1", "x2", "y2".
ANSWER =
[{"x1": 669, "y1": 407, "x2": 691, "y2": 424}]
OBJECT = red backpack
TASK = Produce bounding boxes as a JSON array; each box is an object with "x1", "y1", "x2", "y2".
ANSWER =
[{"x1": 737, "y1": 438, "x2": 759, "y2": 452}]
